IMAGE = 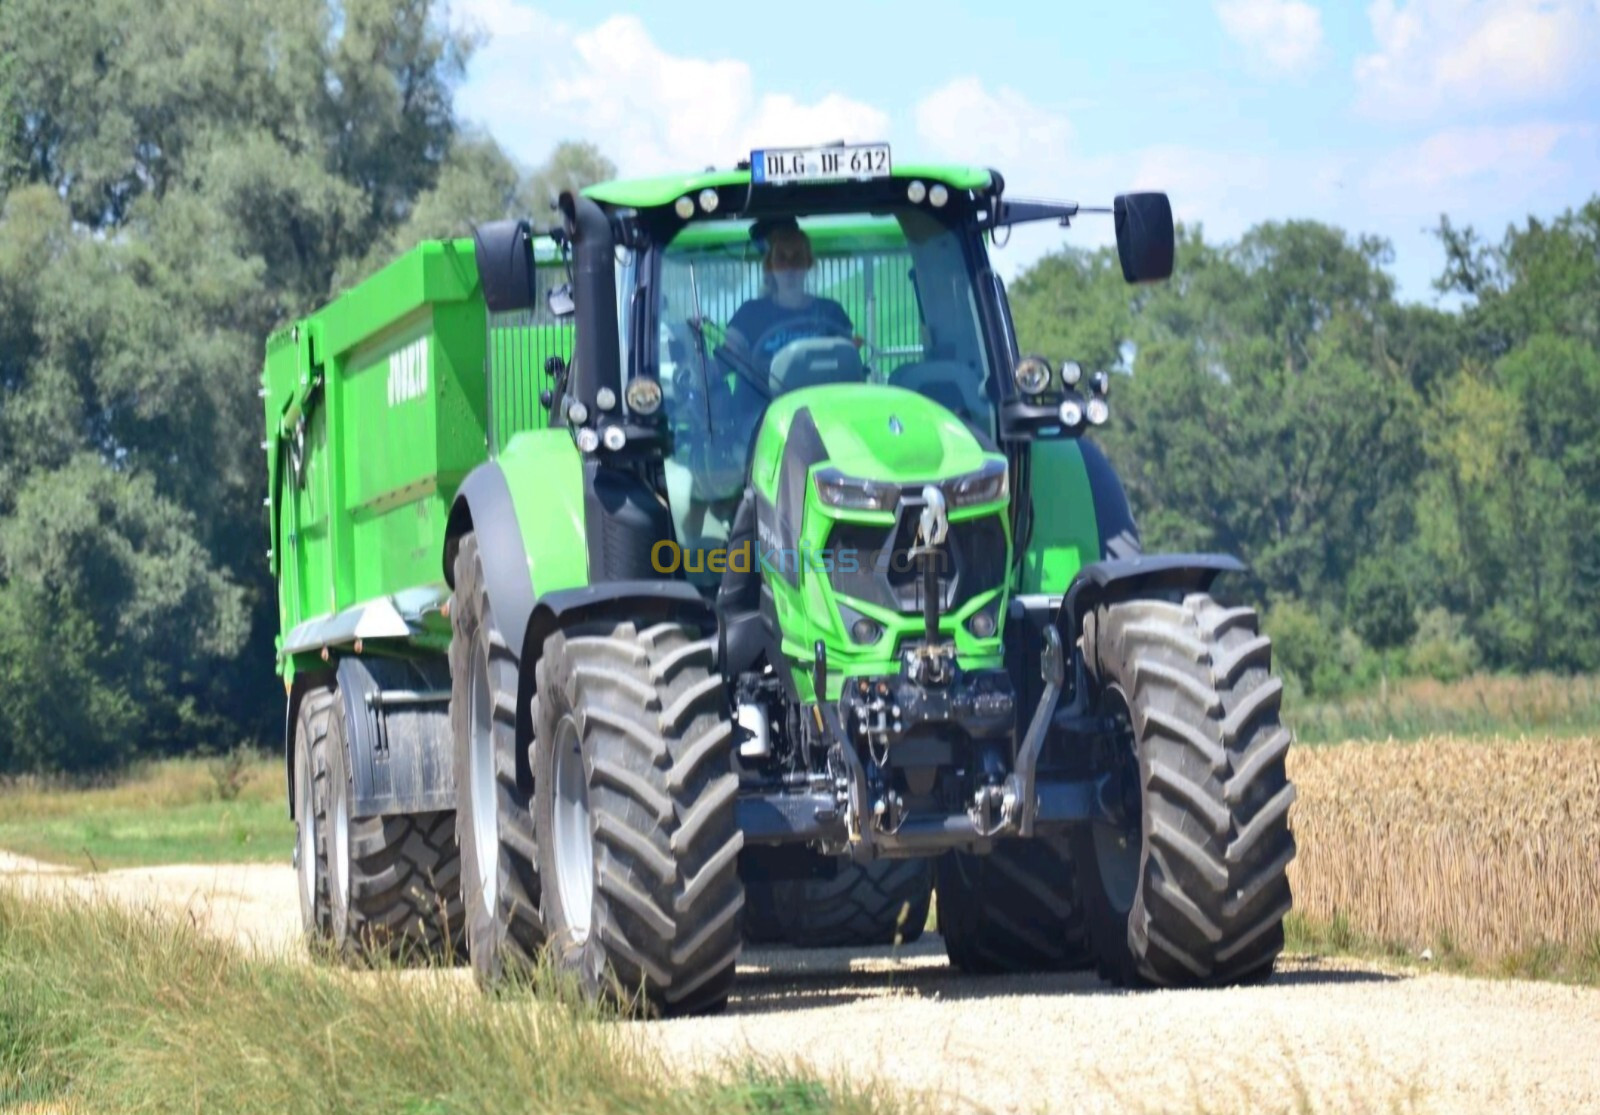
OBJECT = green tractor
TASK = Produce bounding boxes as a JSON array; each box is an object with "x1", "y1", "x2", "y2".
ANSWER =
[{"x1": 266, "y1": 145, "x2": 1295, "y2": 1014}]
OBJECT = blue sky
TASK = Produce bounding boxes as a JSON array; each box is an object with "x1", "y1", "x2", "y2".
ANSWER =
[{"x1": 453, "y1": 0, "x2": 1600, "y2": 301}]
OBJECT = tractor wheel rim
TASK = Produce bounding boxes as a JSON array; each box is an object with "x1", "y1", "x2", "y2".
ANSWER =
[
  {"x1": 296, "y1": 756, "x2": 315, "y2": 912},
  {"x1": 469, "y1": 643, "x2": 499, "y2": 911},
  {"x1": 332, "y1": 764, "x2": 350, "y2": 912},
  {"x1": 552, "y1": 716, "x2": 594, "y2": 943},
  {"x1": 1091, "y1": 684, "x2": 1141, "y2": 915}
]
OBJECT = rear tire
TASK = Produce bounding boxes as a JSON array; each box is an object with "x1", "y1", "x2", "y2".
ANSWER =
[
  {"x1": 293, "y1": 684, "x2": 336, "y2": 942},
  {"x1": 778, "y1": 858, "x2": 932, "y2": 948},
  {"x1": 326, "y1": 707, "x2": 464, "y2": 962},
  {"x1": 451, "y1": 532, "x2": 543, "y2": 983},
  {"x1": 533, "y1": 620, "x2": 743, "y2": 1016},
  {"x1": 937, "y1": 838, "x2": 1090, "y2": 973},
  {"x1": 1074, "y1": 593, "x2": 1296, "y2": 987}
]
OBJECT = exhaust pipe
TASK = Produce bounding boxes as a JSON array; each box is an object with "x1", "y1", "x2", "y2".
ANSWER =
[{"x1": 557, "y1": 192, "x2": 622, "y2": 412}]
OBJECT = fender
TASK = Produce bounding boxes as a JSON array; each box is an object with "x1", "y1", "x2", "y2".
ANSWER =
[
  {"x1": 522, "y1": 581, "x2": 717, "y2": 669},
  {"x1": 1055, "y1": 552, "x2": 1247, "y2": 651},
  {"x1": 335, "y1": 655, "x2": 455, "y2": 816},
  {"x1": 443, "y1": 430, "x2": 590, "y2": 658}
]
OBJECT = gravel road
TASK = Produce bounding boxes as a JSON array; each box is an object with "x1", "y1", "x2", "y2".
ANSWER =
[{"x1": 5, "y1": 851, "x2": 1598, "y2": 1114}]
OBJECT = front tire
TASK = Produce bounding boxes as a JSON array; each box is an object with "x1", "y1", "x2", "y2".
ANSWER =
[
  {"x1": 450, "y1": 532, "x2": 544, "y2": 983},
  {"x1": 1074, "y1": 593, "x2": 1296, "y2": 987},
  {"x1": 533, "y1": 620, "x2": 743, "y2": 1016}
]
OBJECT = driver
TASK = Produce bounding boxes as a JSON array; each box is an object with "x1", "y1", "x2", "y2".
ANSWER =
[{"x1": 724, "y1": 222, "x2": 855, "y2": 374}]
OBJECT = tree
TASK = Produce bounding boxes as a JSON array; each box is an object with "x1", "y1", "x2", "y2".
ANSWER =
[{"x1": 0, "y1": 0, "x2": 582, "y2": 771}]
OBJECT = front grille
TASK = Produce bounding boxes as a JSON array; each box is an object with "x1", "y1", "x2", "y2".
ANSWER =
[{"x1": 827, "y1": 507, "x2": 1007, "y2": 614}]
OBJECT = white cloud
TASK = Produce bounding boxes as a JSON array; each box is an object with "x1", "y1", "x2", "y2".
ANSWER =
[
  {"x1": 915, "y1": 77, "x2": 1075, "y2": 179},
  {"x1": 1363, "y1": 121, "x2": 1591, "y2": 193},
  {"x1": 452, "y1": 2, "x2": 888, "y2": 175},
  {"x1": 1355, "y1": 0, "x2": 1600, "y2": 116},
  {"x1": 1215, "y1": 0, "x2": 1325, "y2": 73}
]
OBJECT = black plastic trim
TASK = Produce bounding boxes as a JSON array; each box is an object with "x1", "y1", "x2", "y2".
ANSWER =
[
  {"x1": 336, "y1": 656, "x2": 455, "y2": 817},
  {"x1": 444, "y1": 463, "x2": 539, "y2": 665},
  {"x1": 1056, "y1": 553, "x2": 1247, "y2": 650}
]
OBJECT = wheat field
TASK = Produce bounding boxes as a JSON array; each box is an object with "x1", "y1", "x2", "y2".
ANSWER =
[{"x1": 1288, "y1": 734, "x2": 1600, "y2": 970}]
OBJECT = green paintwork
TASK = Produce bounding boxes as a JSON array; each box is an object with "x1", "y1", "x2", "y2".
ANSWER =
[
  {"x1": 263, "y1": 237, "x2": 574, "y2": 677},
  {"x1": 1020, "y1": 439, "x2": 1100, "y2": 595},
  {"x1": 494, "y1": 429, "x2": 591, "y2": 596},
  {"x1": 584, "y1": 163, "x2": 994, "y2": 210},
  {"x1": 748, "y1": 385, "x2": 1009, "y2": 699}
]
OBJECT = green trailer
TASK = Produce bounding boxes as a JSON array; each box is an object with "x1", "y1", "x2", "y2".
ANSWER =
[{"x1": 268, "y1": 148, "x2": 1296, "y2": 1013}]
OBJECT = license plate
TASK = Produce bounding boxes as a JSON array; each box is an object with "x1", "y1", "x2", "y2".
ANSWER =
[{"x1": 751, "y1": 143, "x2": 892, "y2": 186}]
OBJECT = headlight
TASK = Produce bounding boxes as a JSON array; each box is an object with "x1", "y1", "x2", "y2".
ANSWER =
[
  {"x1": 945, "y1": 458, "x2": 1008, "y2": 508},
  {"x1": 1014, "y1": 356, "x2": 1051, "y2": 395},
  {"x1": 625, "y1": 377, "x2": 662, "y2": 415},
  {"x1": 815, "y1": 467, "x2": 899, "y2": 512}
]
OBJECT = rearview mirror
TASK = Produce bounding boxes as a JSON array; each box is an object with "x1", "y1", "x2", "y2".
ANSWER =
[
  {"x1": 1113, "y1": 193, "x2": 1174, "y2": 284},
  {"x1": 472, "y1": 219, "x2": 535, "y2": 311},
  {"x1": 546, "y1": 282, "x2": 575, "y2": 318}
]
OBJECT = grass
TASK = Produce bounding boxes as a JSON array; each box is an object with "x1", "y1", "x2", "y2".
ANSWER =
[
  {"x1": 1287, "y1": 733, "x2": 1600, "y2": 985},
  {"x1": 1290, "y1": 672, "x2": 1600, "y2": 744},
  {"x1": 0, "y1": 890, "x2": 906, "y2": 1115},
  {"x1": 0, "y1": 754, "x2": 293, "y2": 869}
]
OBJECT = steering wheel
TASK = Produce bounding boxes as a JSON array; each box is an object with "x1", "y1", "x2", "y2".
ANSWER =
[{"x1": 749, "y1": 316, "x2": 860, "y2": 367}]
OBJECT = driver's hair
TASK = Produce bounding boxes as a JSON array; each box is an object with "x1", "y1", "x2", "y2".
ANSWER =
[{"x1": 762, "y1": 225, "x2": 814, "y2": 276}]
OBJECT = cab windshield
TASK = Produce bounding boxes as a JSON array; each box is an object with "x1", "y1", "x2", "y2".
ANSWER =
[{"x1": 656, "y1": 208, "x2": 996, "y2": 545}]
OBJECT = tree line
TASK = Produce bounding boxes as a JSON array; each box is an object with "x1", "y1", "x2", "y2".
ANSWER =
[
  {"x1": 0, "y1": 0, "x2": 610, "y2": 771},
  {"x1": 3, "y1": 0, "x2": 1596, "y2": 772},
  {"x1": 1010, "y1": 204, "x2": 1600, "y2": 699}
]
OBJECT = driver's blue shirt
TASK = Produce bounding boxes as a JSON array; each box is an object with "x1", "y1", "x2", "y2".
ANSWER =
[{"x1": 729, "y1": 295, "x2": 853, "y2": 368}]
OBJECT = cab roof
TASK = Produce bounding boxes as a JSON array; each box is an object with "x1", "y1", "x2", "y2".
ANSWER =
[{"x1": 582, "y1": 163, "x2": 994, "y2": 210}]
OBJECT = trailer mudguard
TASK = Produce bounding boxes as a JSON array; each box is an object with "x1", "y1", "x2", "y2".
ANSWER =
[{"x1": 336, "y1": 655, "x2": 456, "y2": 816}]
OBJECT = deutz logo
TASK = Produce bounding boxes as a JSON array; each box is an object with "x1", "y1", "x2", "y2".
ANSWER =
[{"x1": 888, "y1": 415, "x2": 904, "y2": 436}]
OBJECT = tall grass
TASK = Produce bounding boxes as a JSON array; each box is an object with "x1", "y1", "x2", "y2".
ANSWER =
[
  {"x1": 0, "y1": 756, "x2": 290, "y2": 868},
  {"x1": 1287, "y1": 734, "x2": 1600, "y2": 980},
  {"x1": 1289, "y1": 672, "x2": 1600, "y2": 744},
  {"x1": 0, "y1": 891, "x2": 904, "y2": 1114}
]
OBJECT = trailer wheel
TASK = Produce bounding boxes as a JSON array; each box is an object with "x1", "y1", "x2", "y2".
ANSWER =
[
  {"x1": 326, "y1": 706, "x2": 465, "y2": 962},
  {"x1": 740, "y1": 879, "x2": 788, "y2": 945},
  {"x1": 779, "y1": 859, "x2": 932, "y2": 948},
  {"x1": 937, "y1": 839, "x2": 1090, "y2": 972},
  {"x1": 451, "y1": 532, "x2": 543, "y2": 982},
  {"x1": 293, "y1": 683, "x2": 337, "y2": 941},
  {"x1": 534, "y1": 620, "x2": 743, "y2": 1017},
  {"x1": 1074, "y1": 593, "x2": 1296, "y2": 987}
]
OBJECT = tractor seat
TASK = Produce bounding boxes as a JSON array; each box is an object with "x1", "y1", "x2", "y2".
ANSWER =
[
  {"x1": 768, "y1": 337, "x2": 864, "y2": 395},
  {"x1": 890, "y1": 360, "x2": 988, "y2": 423}
]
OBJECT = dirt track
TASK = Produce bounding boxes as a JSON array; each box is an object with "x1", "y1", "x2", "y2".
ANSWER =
[{"x1": 4, "y1": 852, "x2": 1598, "y2": 1114}]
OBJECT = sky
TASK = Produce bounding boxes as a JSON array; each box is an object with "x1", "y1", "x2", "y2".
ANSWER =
[{"x1": 452, "y1": 0, "x2": 1600, "y2": 302}]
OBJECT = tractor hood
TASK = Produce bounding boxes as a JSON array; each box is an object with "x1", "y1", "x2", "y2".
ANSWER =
[{"x1": 751, "y1": 384, "x2": 993, "y2": 492}]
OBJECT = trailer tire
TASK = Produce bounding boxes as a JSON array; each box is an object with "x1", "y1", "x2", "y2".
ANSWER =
[
  {"x1": 293, "y1": 684, "x2": 337, "y2": 941},
  {"x1": 1074, "y1": 593, "x2": 1296, "y2": 987},
  {"x1": 937, "y1": 838, "x2": 1091, "y2": 973},
  {"x1": 451, "y1": 532, "x2": 544, "y2": 983},
  {"x1": 326, "y1": 708, "x2": 465, "y2": 962},
  {"x1": 740, "y1": 879, "x2": 788, "y2": 945},
  {"x1": 534, "y1": 620, "x2": 743, "y2": 1017},
  {"x1": 778, "y1": 859, "x2": 932, "y2": 948}
]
